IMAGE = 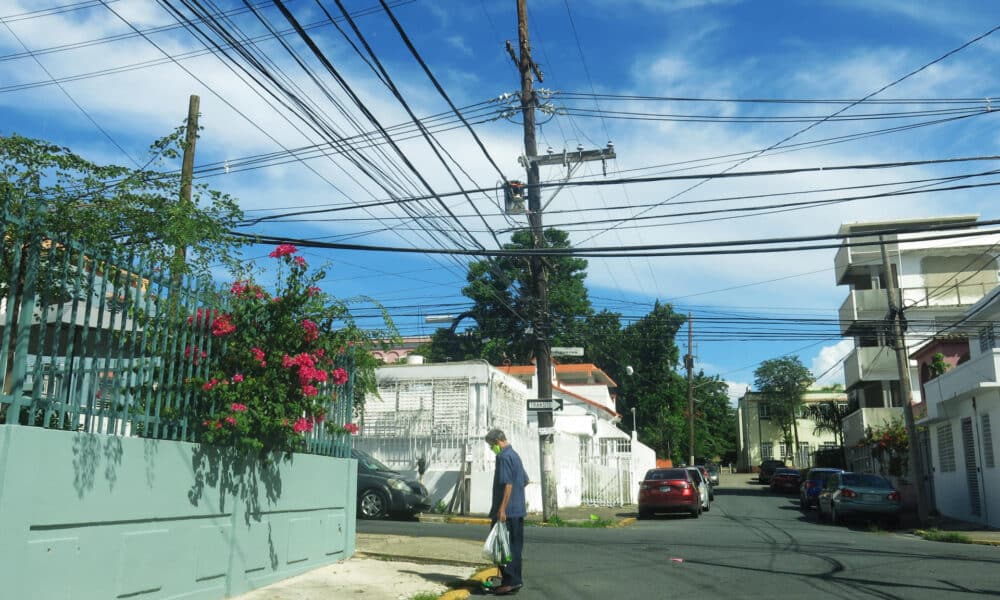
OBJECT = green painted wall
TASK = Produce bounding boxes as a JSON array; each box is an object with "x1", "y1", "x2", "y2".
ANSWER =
[{"x1": 0, "y1": 425, "x2": 356, "y2": 599}]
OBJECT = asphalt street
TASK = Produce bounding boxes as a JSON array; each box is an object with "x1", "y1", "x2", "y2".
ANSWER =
[{"x1": 360, "y1": 483, "x2": 1000, "y2": 599}]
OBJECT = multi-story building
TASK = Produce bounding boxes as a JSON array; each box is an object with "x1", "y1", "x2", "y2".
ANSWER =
[
  {"x1": 736, "y1": 389, "x2": 847, "y2": 472},
  {"x1": 834, "y1": 215, "x2": 1000, "y2": 471}
]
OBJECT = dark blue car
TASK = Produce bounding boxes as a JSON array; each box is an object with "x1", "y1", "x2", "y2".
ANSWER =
[{"x1": 799, "y1": 467, "x2": 843, "y2": 510}]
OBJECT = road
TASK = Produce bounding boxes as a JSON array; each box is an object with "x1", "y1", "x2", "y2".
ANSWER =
[{"x1": 360, "y1": 482, "x2": 1000, "y2": 599}]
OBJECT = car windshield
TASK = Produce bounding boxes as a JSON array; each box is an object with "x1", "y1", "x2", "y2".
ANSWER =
[
  {"x1": 775, "y1": 468, "x2": 799, "y2": 476},
  {"x1": 352, "y1": 449, "x2": 393, "y2": 472},
  {"x1": 843, "y1": 473, "x2": 892, "y2": 488},
  {"x1": 645, "y1": 469, "x2": 687, "y2": 480}
]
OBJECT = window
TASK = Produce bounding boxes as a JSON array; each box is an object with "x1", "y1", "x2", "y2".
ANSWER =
[
  {"x1": 937, "y1": 424, "x2": 956, "y2": 472},
  {"x1": 761, "y1": 443, "x2": 773, "y2": 460},
  {"x1": 979, "y1": 324, "x2": 998, "y2": 353},
  {"x1": 758, "y1": 402, "x2": 771, "y2": 419},
  {"x1": 837, "y1": 403, "x2": 848, "y2": 413},
  {"x1": 779, "y1": 442, "x2": 791, "y2": 458},
  {"x1": 983, "y1": 414, "x2": 995, "y2": 469},
  {"x1": 821, "y1": 442, "x2": 839, "y2": 450}
]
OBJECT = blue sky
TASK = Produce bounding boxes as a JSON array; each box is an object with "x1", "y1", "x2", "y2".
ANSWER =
[{"x1": 2, "y1": 0, "x2": 999, "y2": 402}]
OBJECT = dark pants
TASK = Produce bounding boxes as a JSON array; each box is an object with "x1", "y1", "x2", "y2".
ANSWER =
[{"x1": 500, "y1": 517, "x2": 524, "y2": 587}]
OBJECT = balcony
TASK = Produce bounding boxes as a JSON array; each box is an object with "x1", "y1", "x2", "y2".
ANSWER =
[
  {"x1": 839, "y1": 289, "x2": 888, "y2": 335},
  {"x1": 844, "y1": 346, "x2": 899, "y2": 388},
  {"x1": 838, "y1": 284, "x2": 992, "y2": 336},
  {"x1": 834, "y1": 238, "x2": 887, "y2": 285},
  {"x1": 922, "y1": 349, "x2": 1000, "y2": 420},
  {"x1": 841, "y1": 407, "x2": 903, "y2": 447}
]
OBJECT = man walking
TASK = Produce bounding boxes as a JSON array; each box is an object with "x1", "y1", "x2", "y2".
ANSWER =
[{"x1": 485, "y1": 428, "x2": 527, "y2": 595}]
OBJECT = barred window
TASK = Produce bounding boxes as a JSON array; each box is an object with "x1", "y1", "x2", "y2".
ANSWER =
[
  {"x1": 937, "y1": 424, "x2": 956, "y2": 472},
  {"x1": 758, "y1": 403, "x2": 771, "y2": 419},
  {"x1": 979, "y1": 324, "x2": 998, "y2": 353}
]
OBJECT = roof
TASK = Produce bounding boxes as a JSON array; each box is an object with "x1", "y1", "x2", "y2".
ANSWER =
[
  {"x1": 497, "y1": 363, "x2": 618, "y2": 387},
  {"x1": 837, "y1": 214, "x2": 979, "y2": 236},
  {"x1": 552, "y1": 383, "x2": 619, "y2": 417}
]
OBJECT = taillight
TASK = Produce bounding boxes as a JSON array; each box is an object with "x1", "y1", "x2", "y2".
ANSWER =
[
  {"x1": 840, "y1": 488, "x2": 857, "y2": 499},
  {"x1": 888, "y1": 491, "x2": 900, "y2": 502}
]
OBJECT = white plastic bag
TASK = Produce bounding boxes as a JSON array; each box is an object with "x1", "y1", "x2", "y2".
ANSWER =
[{"x1": 481, "y1": 521, "x2": 512, "y2": 565}]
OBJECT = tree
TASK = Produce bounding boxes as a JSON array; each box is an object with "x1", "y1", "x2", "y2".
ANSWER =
[
  {"x1": 420, "y1": 228, "x2": 592, "y2": 364},
  {"x1": 806, "y1": 400, "x2": 851, "y2": 446},
  {"x1": 754, "y1": 356, "x2": 814, "y2": 467},
  {"x1": 2, "y1": 131, "x2": 244, "y2": 397}
]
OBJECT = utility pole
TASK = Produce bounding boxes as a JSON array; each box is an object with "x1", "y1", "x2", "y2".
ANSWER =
[
  {"x1": 879, "y1": 236, "x2": 929, "y2": 525},
  {"x1": 174, "y1": 94, "x2": 200, "y2": 270},
  {"x1": 514, "y1": 0, "x2": 557, "y2": 522},
  {"x1": 510, "y1": 0, "x2": 613, "y2": 522},
  {"x1": 686, "y1": 313, "x2": 695, "y2": 466}
]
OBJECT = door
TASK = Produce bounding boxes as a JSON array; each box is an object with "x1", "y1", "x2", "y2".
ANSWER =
[{"x1": 961, "y1": 417, "x2": 982, "y2": 517}]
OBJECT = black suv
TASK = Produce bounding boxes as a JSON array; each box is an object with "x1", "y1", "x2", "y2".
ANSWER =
[
  {"x1": 758, "y1": 459, "x2": 787, "y2": 485},
  {"x1": 353, "y1": 449, "x2": 431, "y2": 519}
]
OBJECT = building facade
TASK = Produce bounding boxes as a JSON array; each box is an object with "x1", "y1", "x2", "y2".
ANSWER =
[
  {"x1": 834, "y1": 215, "x2": 1000, "y2": 465},
  {"x1": 918, "y1": 289, "x2": 1000, "y2": 528},
  {"x1": 737, "y1": 389, "x2": 846, "y2": 472}
]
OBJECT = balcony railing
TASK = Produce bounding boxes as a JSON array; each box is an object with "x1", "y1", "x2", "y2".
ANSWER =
[{"x1": 844, "y1": 346, "x2": 899, "y2": 388}]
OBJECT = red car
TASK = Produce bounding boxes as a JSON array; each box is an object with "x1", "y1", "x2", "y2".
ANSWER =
[
  {"x1": 638, "y1": 468, "x2": 701, "y2": 519},
  {"x1": 770, "y1": 468, "x2": 801, "y2": 494}
]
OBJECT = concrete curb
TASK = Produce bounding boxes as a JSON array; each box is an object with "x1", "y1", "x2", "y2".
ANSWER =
[
  {"x1": 438, "y1": 567, "x2": 500, "y2": 600},
  {"x1": 353, "y1": 551, "x2": 486, "y2": 568}
]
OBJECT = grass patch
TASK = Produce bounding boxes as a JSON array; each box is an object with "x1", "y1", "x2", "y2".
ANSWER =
[
  {"x1": 916, "y1": 528, "x2": 973, "y2": 544},
  {"x1": 408, "y1": 593, "x2": 440, "y2": 600},
  {"x1": 528, "y1": 514, "x2": 615, "y2": 528}
]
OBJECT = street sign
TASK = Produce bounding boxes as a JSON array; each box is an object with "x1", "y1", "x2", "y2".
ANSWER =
[
  {"x1": 550, "y1": 346, "x2": 584, "y2": 357},
  {"x1": 527, "y1": 398, "x2": 564, "y2": 411}
]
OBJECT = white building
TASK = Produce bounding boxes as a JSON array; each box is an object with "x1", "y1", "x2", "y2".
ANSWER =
[
  {"x1": 356, "y1": 359, "x2": 654, "y2": 515},
  {"x1": 834, "y1": 215, "x2": 1000, "y2": 471},
  {"x1": 737, "y1": 389, "x2": 846, "y2": 471},
  {"x1": 918, "y1": 288, "x2": 1000, "y2": 528}
]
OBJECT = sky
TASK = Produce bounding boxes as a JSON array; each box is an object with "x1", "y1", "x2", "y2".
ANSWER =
[{"x1": 2, "y1": 0, "x2": 998, "y2": 405}]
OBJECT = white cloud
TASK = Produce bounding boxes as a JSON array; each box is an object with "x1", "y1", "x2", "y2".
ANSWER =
[{"x1": 810, "y1": 339, "x2": 854, "y2": 388}]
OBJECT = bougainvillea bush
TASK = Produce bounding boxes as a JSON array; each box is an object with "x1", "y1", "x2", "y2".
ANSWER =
[
  {"x1": 862, "y1": 418, "x2": 910, "y2": 477},
  {"x1": 185, "y1": 244, "x2": 391, "y2": 455}
]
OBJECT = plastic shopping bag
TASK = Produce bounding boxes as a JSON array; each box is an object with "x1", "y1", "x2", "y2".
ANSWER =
[{"x1": 481, "y1": 521, "x2": 512, "y2": 565}]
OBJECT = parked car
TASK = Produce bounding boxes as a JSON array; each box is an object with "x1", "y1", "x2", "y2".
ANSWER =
[
  {"x1": 697, "y1": 465, "x2": 715, "y2": 500},
  {"x1": 769, "y1": 468, "x2": 801, "y2": 494},
  {"x1": 799, "y1": 468, "x2": 843, "y2": 510},
  {"x1": 638, "y1": 468, "x2": 701, "y2": 519},
  {"x1": 758, "y1": 459, "x2": 786, "y2": 484},
  {"x1": 353, "y1": 449, "x2": 431, "y2": 519},
  {"x1": 704, "y1": 463, "x2": 721, "y2": 486},
  {"x1": 817, "y1": 472, "x2": 901, "y2": 527},
  {"x1": 687, "y1": 466, "x2": 711, "y2": 512}
]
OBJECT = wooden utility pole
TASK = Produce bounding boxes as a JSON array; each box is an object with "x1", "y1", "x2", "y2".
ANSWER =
[
  {"x1": 686, "y1": 313, "x2": 695, "y2": 466},
  {"x1": 879, "y1": 236, "x2": 929, "y2": 525},
  {"x1": 514, "y1": 0, "x2": 557, "y2": 522},
  {"x1": 174, "y1": 94, "x2": 200, "y2": 269}
]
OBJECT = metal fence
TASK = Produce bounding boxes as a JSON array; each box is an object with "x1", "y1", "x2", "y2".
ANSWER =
[{"x1": 1, "y1": 200, "x2": 353, "y2": 456}]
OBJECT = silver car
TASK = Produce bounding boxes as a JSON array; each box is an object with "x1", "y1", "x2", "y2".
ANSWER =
[{"x1": 686, "y1": 467, "x2": 711, "y2": 512}]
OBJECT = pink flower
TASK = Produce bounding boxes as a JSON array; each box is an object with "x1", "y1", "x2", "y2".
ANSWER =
[
  {"x1": 251, "y1": 347, "x2": 266, "y2": 367},
  {"x1": 293, "y1": 256, "x2": 307, "y2": 267},
  {"x1": 230, "y1": 281, "x2": 247, "y2": 296},
  {"x1": 331, "y1": 368, "x2": 348, "y2": 386},
  {"x1": 231, "y1": 402, "x2": 247, "y2": 412},
  {"x1": 301, "y1": 385, "x2": 319, "y2": 397},
  {"x1": 225, "y1": 416, "x2": 237, "y2": 426},
  {"x1": 211, "y1": 314, "x2": 236, "y2": 337},
  {"x1": 343, "y1": 422, "x2": 359, "y2": 435},
  {"x1": 215, "y1": 421, "x2": 223, "y2": 429},
  {"x1": 269, "y1": 244, "x2": 299, "y2": 258},
  {"x1": 232, "y1": 373, "x2": 244, "y2": 383},
  {"x1": 307, "y1": 286, "x2": 321, "y2": 297},
  {"x1": 202, "y1": 378, "x2": 220, "y2": 391},
  {"x1": 293, "y1": 418, "x2": 313, "y2": 434},
  {"x1": 302, "y1": 319, "x2": 319, "y2": 342},
  {"x1": 314, "y1": 411, "x2": 326, "y2": 424}
]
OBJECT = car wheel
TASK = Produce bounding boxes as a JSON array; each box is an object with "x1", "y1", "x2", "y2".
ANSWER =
[
  {"x1": 690, "y1": 506, "x2": 700, "y2": 518},
  {"x1": 637, "y1": 508, "x2": 650, "y2": 520},
  {"x1": 799, "y1": 497, "x2": 807, "y2": 511},
  {"x1": 830, "y1": 505, "x2": 839, "y2": 526},
  {"x1": 358, "y1": 489, "x2": 389, "y2": 519}
]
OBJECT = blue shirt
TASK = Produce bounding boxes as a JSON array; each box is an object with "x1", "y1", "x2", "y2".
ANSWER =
[{"x1": 490, "y1": 445, "x2": 528, "y2": 519}]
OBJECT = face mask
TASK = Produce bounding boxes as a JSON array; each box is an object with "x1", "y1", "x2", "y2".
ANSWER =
[{"x1": 491, "y1": 444, "x2": 501, "y2": 455}]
